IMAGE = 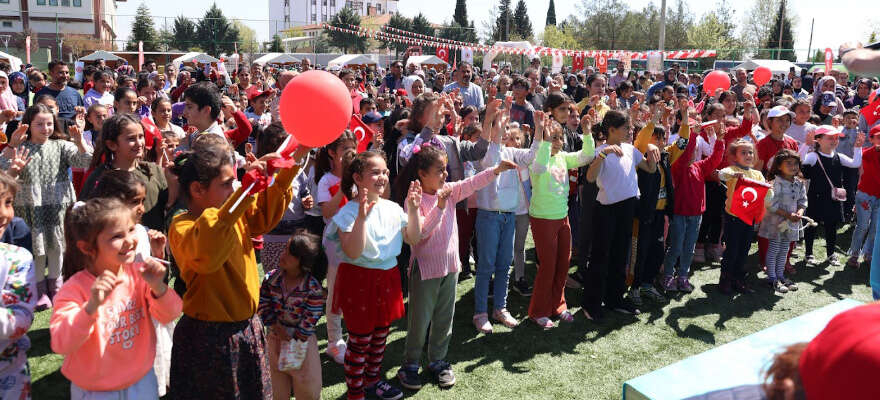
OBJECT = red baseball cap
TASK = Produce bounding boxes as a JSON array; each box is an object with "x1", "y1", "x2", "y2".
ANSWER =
[
  {"x1": 247, "y1": 88, "x2": 275, "y2": 102},
  {"x1": 799, "y1": 303, "x2": 880, "y2": 399},
  {"x1": 870, "y1": 124, "x2": 880, "y2": 137}
]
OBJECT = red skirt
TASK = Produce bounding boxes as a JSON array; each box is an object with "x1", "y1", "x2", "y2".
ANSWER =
[{"x1": 332, "y1": 263, "x2": 405, "y2": 334}]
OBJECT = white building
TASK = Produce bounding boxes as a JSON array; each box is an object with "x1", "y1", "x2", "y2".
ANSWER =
[
  {"x1": 268, "y1": 0, "x2": 398, "y2": 38},
  {"x1": 0, "y1": 0, "x2": 121, "y2": 48}
]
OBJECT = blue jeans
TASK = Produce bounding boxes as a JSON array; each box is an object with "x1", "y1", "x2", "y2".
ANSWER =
[
  {"x1": 849, "y1": 191, "x2": 880, "y2": 258},
  {"x1": 663, "y1": 214, "x2": 702, "y2": 277},
  {"x1": 872, "y1": 214, "x2": 880, "y2": 300},
  {"x1": 474, "y1": 209, "x2": 516, "y2": 314}
]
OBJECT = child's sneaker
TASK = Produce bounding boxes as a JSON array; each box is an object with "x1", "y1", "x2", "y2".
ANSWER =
[
  {"x1": 367, "y1": 380, "x2": 403, "y2": 400},
  {"x1": 628, "y1": 287, "x2": 643, "y2": 307},
  {"x1": 492, "y1": 308, "x2": 519, "y2": 328},
  {"x1": 846, "y1": 255, "x2": 860, "y2": 268},
  {"x1": 397, "y1": 363, "x2": 422, "y2": 390},
  {"x1": 512, "y1": 278, "x2": 533, "y2": 297},
  {"x1": 553, "y1": 310, "x2": 575, "y2": 323},
  {"x1": 531, "y1": 316, "x2": 554, "y2": 329},
  {"x1": 640, "y1": 285, "x2": 666, "y2": 302},
  {"x1": 676, "y1": 277, "x2": 694, "y2": 294},
  {"x1": 427, "y1": 360, "x2": 456, "y2": 388},
  {"x1": 783, "y1": 279, "x2": 798, "y2": 291},
  {"x1": 805, "y1": 254, "x2": 816, "y2": 265},
  {"x1": 828, "y1": 253, "x2": 840, "y2": 266},
  {"x1": 661, "y1": 275, "x2": 677, "y2": 293},
  {"x1": 473, "y1": 313, "x2": 492, "y2": 334},
  {"x1": 771, "y1": 280, "x2": 789, "y2": 293},
  {"x1": 325, "y1": 340, "x2": 346, "y2": 365}
]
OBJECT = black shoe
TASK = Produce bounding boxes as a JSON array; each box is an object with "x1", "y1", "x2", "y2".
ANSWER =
[
  {"x1": 512, "y1": 278, "x2": 533, "y2": 297},
  {"x1": 719, "y1": 279, "x2": 733, "y2": 295},
  {"x1": 733, "y1": 280, "x2": 755, "y2": 294},
  {"x1": 609, "y1": 299, "x2": 641, "y2": 315},
  {"x1": 581, "y1": 305, "x2": 604, "y2": 321},
  {"x1": 458, "y1": 270, "x2": 472, "y2": 281}
]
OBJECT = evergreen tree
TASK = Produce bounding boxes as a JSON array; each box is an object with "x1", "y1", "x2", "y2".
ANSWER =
[
  {"x1": 412, "y1": 13, "x2": 434, "y2": 37},
  {"x1": 171, "y1": 15, "x2": 196, "y2": 51},
  {"x1": 493, "y1": 0, "x2": 513, "y2": 42},
  {"x1": 513, "y1": 0, "x2": 533, "y2": 40},
  {"x1": 268, "y1": 35, "x2": 284, "y2": 52},
  {"x1": 195, "y1": 4, "x2": 240, "y2": 55},
  {"x1": 382, "y1": 13, "x2": 412, "y2": 56},
  {"x1": 325, "y1": 7, "x2": 367, "y2": 53},
  {"x1": 763, "y1": 0, "x2": 795, "y2": 60},
  {"x1": 453, "y1": 0, "x2": 469, "y2": 27},
  {"x1": 546, "y1": 0, "x2": 557, "y2": 26},
  {"x1": 126, "y1": 2, "x2": 158, "y2": 51}
]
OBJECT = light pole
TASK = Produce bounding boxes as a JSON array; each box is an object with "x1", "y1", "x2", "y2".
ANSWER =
[{"x1": 658, "y1": 0, "x2": 666, "y2": 52}]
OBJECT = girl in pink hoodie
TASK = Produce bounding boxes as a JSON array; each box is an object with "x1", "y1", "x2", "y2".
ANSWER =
[{"x1": 49, "y1": 198, "x2": 182, "y2": 398}]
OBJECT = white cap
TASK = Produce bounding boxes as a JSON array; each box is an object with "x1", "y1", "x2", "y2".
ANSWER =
[{"x1": 767, "y1": 105, "x2": 794, "y2": 119}]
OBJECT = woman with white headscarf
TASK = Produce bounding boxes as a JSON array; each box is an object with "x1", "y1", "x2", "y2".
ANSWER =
[
  {"x1": 0, "y1": 71, "x2": 24, "y2": 135},
  {"x1": 403, "y1": 75, "x2": 425, "y2": 103}
]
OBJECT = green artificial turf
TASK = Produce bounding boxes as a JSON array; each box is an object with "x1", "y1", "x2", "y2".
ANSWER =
[{"x1": 28, "y1": 226, "x2": 873, "y2": 399}]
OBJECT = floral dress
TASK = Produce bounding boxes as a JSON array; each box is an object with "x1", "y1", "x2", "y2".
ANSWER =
[
  {"x1": 0, "y1": 140, "x2": 91, "y2": 256},
  {"x1": 0, "y1": 243, "x2": 37, "y2": 399}
]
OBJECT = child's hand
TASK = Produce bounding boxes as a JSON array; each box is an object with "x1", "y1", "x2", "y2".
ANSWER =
[
  {"x1": 85, "y1": 270, "x2": 121, "y2": 315},
  {"x1": 533, "y1": 110, "x2": 545, "y2": 134},
  {"x1": 406, "y1": 180, "x2": 422, "y2": 211},
  {"x1": 8, "y1": 124, "x2": 27, "y2": 147},
  {"x1": 832, "y1": 115, "x2": 842, "y2": 128},
  {"x1": 645, "y1": 144, "x2": 661, "y2": 164},
  {"x1": 787, "y1": 212, "x2": 801, "y2": 223},
  {"x1": 74, "y1": 107, "x2": 87, "y2": 131},
  {"x1": 7, "y1": 147, "x2": 30, "y2": 179},
  {"x1": 488, "y1": 84, "x2": 498, "y2": 99},
  {"x1": 493, "y1": 160, "x2": 518, "y2": 175},
  {"x1": 137, "y1": 96, "x2": 148, "y2": 107},
  {"x1": 137, "y1": 256, "x2": 168, "y2": 297},
  {"x1": 580, "y1": 111, "x2": 595, "y2": 134},
  {"x1": 602, "y1": 145, "x2": 624, "y2": 157},
  {"x1": 69, "y1": 124, "x2": 84, "y2": 145},
  {"x1": 357, "y1": 188, "x2": 376, "y2": 219},
  {"x1": 589, "y1": 95, "x2": 601, "y2": 108},
  {"x1": 856, "y1": 133, "x2": 866, "y2": 148},
  {"x1": 302, "y1": 194, "x2": 314, "y2": 210},
  {"x1": 714, "y1": 87, "x2": 724, "y2": 98},
  {"x1": 805, "y1": 130, "x2": 816, "y2": 147},
  {"x1": 436, "y1": 186, "x2": 451, "y2": 209},
  {"x1": 0, "y1": 109, "x2": 16, "y2": 122},
  {"x1": 148, "y1": 229, "x2": 166, "y2": 259}
]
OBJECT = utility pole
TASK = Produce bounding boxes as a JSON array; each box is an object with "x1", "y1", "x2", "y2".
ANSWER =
[
  {"x1": 806, "y1": 17, "x2": 814, "y2": 63},
  {"x1": 658, "y1": 0, "x2": 666, "y2": 51},
  {"x1": 776, "y1": 0, "x2": 785, "y2": 59},
  {"x1": 505, "y1": 9, "x2": 509, "y2": 41}
]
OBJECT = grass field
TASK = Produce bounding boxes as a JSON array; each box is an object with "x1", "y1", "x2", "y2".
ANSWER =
[{"x1": 28, "y1": 226, "x2": 873, "y2": 399}]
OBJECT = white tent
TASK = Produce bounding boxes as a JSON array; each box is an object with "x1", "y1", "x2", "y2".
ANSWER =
[
  {"x1": 253, "y1": 53, "x2": 301, "y2": 65},
  {"x1": 0, "y1": 51, "x2": 21, "y2": 73},
  {"x1": 327, "y1": 54, "x2": 378, "y2": 68},
  {"x1": 733, "y1": 59, "x2": 801, "y2": 75},
  {"x1": 172, "y1": 52, "x2": 221, "y2": 65},
  {"x1": 79, "y1": 50, "x2": 125, "y2": 63},
  {"x1": 406, "y1": 55, "x2": 448, "y2": 67},
  {"x1": 482, "y1": 41, "x2": 534, "y2": 71}
]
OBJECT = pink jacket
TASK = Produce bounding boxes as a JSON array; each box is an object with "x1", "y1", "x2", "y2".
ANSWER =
[{"x1": 50, "y1": 263, "x2": 182, "y2": 391}]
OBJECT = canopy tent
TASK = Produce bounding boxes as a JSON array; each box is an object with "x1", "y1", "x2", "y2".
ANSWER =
[
  {"x1": 0, "y1": 51, "x2": 21, "y2": 73},
  {"x1": 406, "y1": 55, "x2": 449, "y2": 68},
  {"x1": 733, "y1": 59, "x2": 801, "y2": 75},
  {"x1": 482, "y1": 41, "x2": 534, "y2": 71},
  {"x1": 79, "y1": 50, "x2": 125, "y2": 63},
  {"x1": 253, "y1": 53, "x2": 302, "y2": 65},
  {"x1": 172, "y1": 52, "x2": 221, "y2": 65},
  {"x1": 808, "y1": 64, "x2": 850, "y2": 74},
  {"x1": 327, "y1": 54, "x2": 378, "y2": 68}
]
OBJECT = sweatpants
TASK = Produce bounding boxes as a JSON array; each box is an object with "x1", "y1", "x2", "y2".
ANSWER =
[
  {"x1": 633, "y1": 213, "x2": 665, "y2": 288},
  {"x1": 72, "y1": 368, "x2": 158, "y2": 399},
  {"x1": 720, "y1": 214, "x2": 755, "y2": 283},
  {"x1": 582, "y1": 197, "x2": 637, "y2": 314},
  {"x1": 33, "y1": 246, "x2": 62, "y2": 282},
  {"x1": 344, "y1": 326, "x2": 390, "y2": 400},
  {"x1": 403, "y1": 261, "x2": 457, "y2": 365},
  {"x1": 513, "y1": 214, "x2": 530, "y2": 281},
  {"x1": 698, "y1": 181, "x2": 725, "y2": 245},
  {"x1": 528, "y1": 216, "x2": 571, "y2": 319},
  {"x1": 577, "y1": 181, "x2": 599, "y2": 274},
  {"x1": 805, "y1": 220, "x2": 839, "y2": 257}
]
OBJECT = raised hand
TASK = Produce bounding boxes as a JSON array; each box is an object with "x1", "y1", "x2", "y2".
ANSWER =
[
  {"x1": 856, "y1": 132, "x2": 866, "y2": 148},
  {"x1": 580, "y1": 111, "x2": 596, "y2": 134},
  {"x1": 74, "y1": 107, "x2": 87, "y2": 131},
  {"x1": 406, "y1": 180, "x2": 422, "y2": 211},
  {"x1": 8, "y1": 124, "x2": 27, "y2": 147},
  {"x1": 147, "y1": 229, "x2": 166, "y2": 259},
  {"x1": 69, "y1": 124, "x2": 84, "y2": 145},
  {"x1": 357, "y1": 187, "x2": 376, "y2": 219},
  {"x1": 646, "y1": 144, "x2": 661, "y2": 163},
  {"x1": 602, "y1": 144, "x2": 624, "y2": 157},
  {"x1": 137, "y1": 256, "x2": 168, "y2": 296},
  {"x1": 533, "y1": 111, "x2": 546, "y2": 138},
  {"x1": 301, "y1": 194, "x2": 314, "y2": 210},
  {"x1": 493, "y1": 160, "x2": 518, "y2": 175},
  {"x1": 436, "y1": 186, "x2": 451, "y2": 210},
  {"x1": 85, "y1": 270, "x2": 121, "y2": 315},
  {"x1": 7, "y1": 147, "x2": 30, "y2": 179},
  {"x1": 805, "y1": 129, "x2": 816, "y2": 147}
]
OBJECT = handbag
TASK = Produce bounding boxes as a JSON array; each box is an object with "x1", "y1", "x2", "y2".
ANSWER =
[
  {"x1": 278, "y1": 337, "x2": 309, "y2": 371},
  {"x1": 816, "y1": 154, "x2": 847, "y2": 202}
]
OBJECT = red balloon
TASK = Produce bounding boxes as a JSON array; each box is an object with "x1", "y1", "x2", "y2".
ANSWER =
[
  {"x1": 279, "y1": 70, "x2": 352, "y2": 147},
  {"x1": 753, "y1": 66, "x2": 772, "y2": 87},
  {"x1": 702, "y1": 70, "x2": 731, "y2": 95}
]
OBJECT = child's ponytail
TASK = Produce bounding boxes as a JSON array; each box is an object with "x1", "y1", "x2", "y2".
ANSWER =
[
  {"x1": 314, "y1": 130, "x2": 357, "y2": 185},
  {"x1": 62, "y1": 198, "x2": 132, "y2": 281}
]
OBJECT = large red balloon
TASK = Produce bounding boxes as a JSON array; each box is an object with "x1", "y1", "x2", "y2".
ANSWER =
[
  {"x1": 279, "y1": 70, "x2": 352, "y2": 147},
  {"x1": 753, "y1": 66, "x2": 772, "y2": 87},
  {"x1": 703, "y1": 70, "x2": 731, "y2": 95}
]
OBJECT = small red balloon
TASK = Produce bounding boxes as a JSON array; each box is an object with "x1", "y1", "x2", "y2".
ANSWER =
[
  {"x1": 279, "y1": 70, "x2": 352, "y2": 147},
  {"x1": 753, "y1": 66, "x2": 772, "y2": 87},
  {"x1": 703, "y1": 70, "x2": 731, "y2": 95}
]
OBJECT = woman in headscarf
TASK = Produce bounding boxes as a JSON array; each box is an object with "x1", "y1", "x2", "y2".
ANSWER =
[
  {"x1": 403, "y1": 75, "x2": 425, "y2": 104},
  {"x1": 9, "y1": 71, "x2": 29, "y2": 108},
  {"x1": 0, "y1": 71, "x2": 25, "y2": 135}
]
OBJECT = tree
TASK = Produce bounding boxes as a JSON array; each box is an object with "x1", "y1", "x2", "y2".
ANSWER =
[
  {"x1": 513, "y1": 0, "x2": 534, "y2": 40},
  {"x1": 492, "y1": 0, "x2": 513, "y2": 42},
  {"x1": 453, "y1": 0, "x2": 469, "y2": 27},
  {"x1": 763, "y1": 0, "x2": 795, "y2": 60},
  {"x1": 268, "y1": 35, "x2": 284, "y2": 52},
  {"x1": 382, "y1": 13, "x2": 411, "y2": 56},
  {"x1": 411, "y1": 13, "x2": 434, "y2": 37},
  {"x1": 546, "y1": 0, "x2": 557, "y2": 26},
  {"x1": 664, "y1": 0, "x2": 694, "y2": 49},
  {"x1": 687, "y1": 3, "x2": 741, "y2": 60},
  {"x1": 740, "y1": 0, "x2": 796, "y2": 56},
  {"x1": 157, "y1": 28, "x2": 174, "y2": 51},
  {"x1": 126, "y1": 2, "x2": 158, "y2": 51},
  {"x1": 540, "y1": 25, "x2": 577, "y2": 49},
  {"x1": 233, "y1": 21, "x2": 259, "y2": 54},
  {"x1": 195, "y1": 4, "x2": 240, "y2": 55},
  {"x1": 326, "y1": 7, "x2": 367, "y2": 53},
  {"x1": 171, "y1": 16, "x2": 196, "y2": 51},
  {"x1": 811, "y1": 49, "x2": 824, "y2": 63}
]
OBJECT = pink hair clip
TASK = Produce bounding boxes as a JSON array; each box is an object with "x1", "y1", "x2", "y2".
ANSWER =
[{"x1": 412, "y1": 144, "x2": 422, "y2": 154}]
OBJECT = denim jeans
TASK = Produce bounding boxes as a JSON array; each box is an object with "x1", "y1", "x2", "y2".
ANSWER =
[
  {"x1": 849, "y1": 191, "x2": 880, "y2": 258},
  {"x1": 872, "y1": 221, "x2": 880, "y2": 300},
  {"x1": 474, "y1": 209, "x2": 517, "y2": 314},
  {"x1": 664, "y1": 215, "x2": 702, "y2": 277}
]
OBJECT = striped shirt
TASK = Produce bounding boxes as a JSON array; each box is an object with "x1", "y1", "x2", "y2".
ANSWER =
[
  {"x1": 258, "y1": 269, "x2": 325, "y2": 342},
  {"x1": 407, "y1": 169, "x2": 497, "y2": 280}
]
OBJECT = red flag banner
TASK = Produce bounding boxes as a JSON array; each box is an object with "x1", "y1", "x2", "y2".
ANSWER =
[
  {"x1": 349, "y1": 114, "x2": 375, "y2": 153},
  {"x1": 572, "y1": 52, "x2": 584, "y2": 71},
  {"x1": 729, "y1": 177, "x2": 771, "y2": 225},
  {"x1": 140, "y1": 116, "x2": 161, "y2": 150},
  {"x1": 328, "y1": 182, "x2": 349, "y2": 208},
  {"x1": 241, "y1": 168, "x2": 270, "y2": 196},
  {"x1": 597, "y1": 53, "x2": 608, "y2": 73},
  {"x1": 436, "y1": 47, "x2": 449, "y2": 62},
  {"x1": 861, "y1": 94, "x2": 880, "y2": 127},
  {"x1": 824, "y1": 48, "x2": 833, "y2": 74}
]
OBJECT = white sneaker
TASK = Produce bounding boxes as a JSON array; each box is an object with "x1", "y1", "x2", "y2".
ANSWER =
[{"x1": 325, "y1": 340, "x2": 346, "y2": 365}]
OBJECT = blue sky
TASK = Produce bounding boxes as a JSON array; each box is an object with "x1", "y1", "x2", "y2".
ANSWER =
[{"x1": 115, "y1": 0, "x2": 874, "y2": 61}]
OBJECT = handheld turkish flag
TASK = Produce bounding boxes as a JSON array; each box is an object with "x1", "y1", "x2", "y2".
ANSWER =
[
  {"x1": 861, "y1": 93, "x2": 880, "y2": 127},
  {"x1": 729, "y1": 177, "x2": 771, "y2": 225},
  {"x1": 140, "y1": 116, "x2": 161, "y2": 150},
  {"x1": 241, "y1": 168, "x2": 270, "y2": 196},
  {"x1": 349, "y1": 114, "x2": 375, "y2": 153},
  {"x1": 572, "y1": 53, "x2": 584, "y2": 72},
  {"x1": 436, "y1": 47, "x2": 449, "y2": 62}
]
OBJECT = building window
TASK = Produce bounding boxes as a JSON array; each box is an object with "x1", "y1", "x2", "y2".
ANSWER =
[
  {"x1": 73, "y1": 0, "x2": 81, "y2": 5},
  {"x1": 311, "y1": 14, "x2": 316, "y2": 22},
  {"x1": 322, "y1": 0, "x2": 327, "y2": 5},
  {"x1": 61, "y1": 0, "x2": 69, "y2": 6},
  {"x1": 1, "y1": 22, "x2": 11, "y2": 27},
  {"x1": 36, "y1": 0, "x2": 45, "y2": 4},
  {"x1": 376, "y1": 3, "x2": 381, "y2": 13},
  {"x1": 330, "y1": 0, "x2": 335, "y2": 6},
  {"x1": 0, "y1": 0, "x2": 8, "y2": 4},
  {"x1": 48, "y1": 0, "x2": 58, "y2": 5}
]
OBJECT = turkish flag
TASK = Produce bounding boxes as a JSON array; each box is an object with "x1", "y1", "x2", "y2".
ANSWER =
[
  {"x1": 140, "y1": 116, "x2": 161, "y2": 150},
  {"x1": 328, "y1": 182, "x2": 349, "y2": 207},
  {"x1": 861, "y1": 94, "x2": 880, "y2": 127},
  {"x1": 349, "y1": 114, "x2": 375, "y2": 153},
  {"x1": 276, "y1": 133, "x2": 299, "y2": 159},
  {"x1": 241, "y1": 168, "x2": 270, "y2": 195},
  {"x1": 729, "y1": 178, "x2": 771, "y2": 225},
  {"x1": 436, "y1": 47, "x2": 449, "y2": 62},
  {"x1": 573, "y1": 53, "x2": 584, "y2": 72}
]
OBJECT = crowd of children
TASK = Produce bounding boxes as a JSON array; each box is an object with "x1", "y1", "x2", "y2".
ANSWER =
[{"x1": 0, "y1": 54, "x2": 876, "y2": 399}]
